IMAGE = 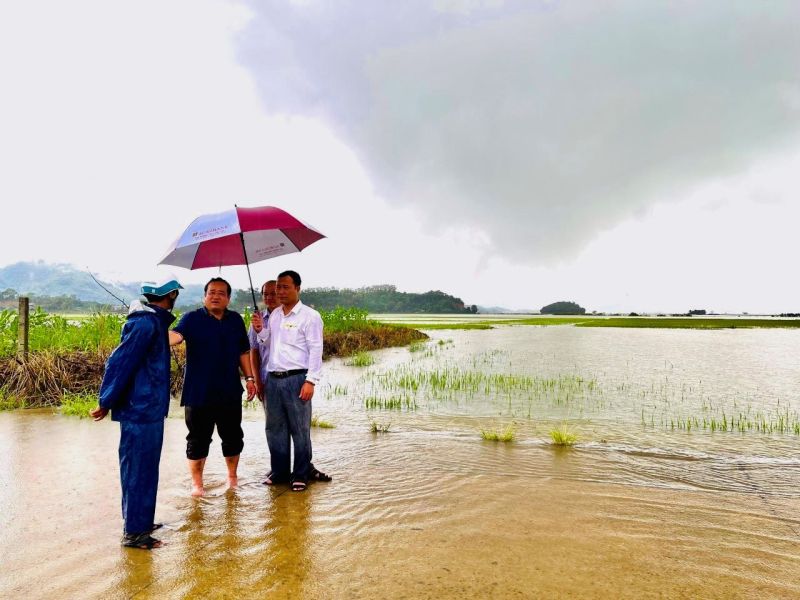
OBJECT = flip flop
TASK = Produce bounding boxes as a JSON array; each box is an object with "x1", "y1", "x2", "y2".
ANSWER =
[{"x1": 309, "y1": 467, "x2": 332, "y2": 482}]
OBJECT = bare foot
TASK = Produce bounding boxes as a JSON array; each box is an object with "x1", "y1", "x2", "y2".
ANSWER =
[
  {"x1": 227, "y1": 476, "x2": 238, "y2": 490},
  {"x1": 191, "y1": 484, "x2": 206, "y2": 497}
]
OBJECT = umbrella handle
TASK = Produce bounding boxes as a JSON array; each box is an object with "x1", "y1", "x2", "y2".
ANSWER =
[{"x1": 238, "y1": 231, "x2": 259, "y2": 313}]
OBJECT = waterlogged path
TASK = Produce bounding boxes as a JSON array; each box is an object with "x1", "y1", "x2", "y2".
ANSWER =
[{"x1": 2, "y1": 325, "x2": 800, "y2": 598}]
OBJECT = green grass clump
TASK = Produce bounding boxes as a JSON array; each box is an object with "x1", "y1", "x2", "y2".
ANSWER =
[
  {"x1": 320, "y1": 307, "x2": 378, "y2": 333},
  {"x1": 0, "y1": 387, "x2": 25, "y2": 411},
  {"x1": 369, "y1": 420, "x2": 391, "y2": 433},
  {"x1": 60, "y1": 392, "x2": 97, "y2": 418},
  {"x1": 408, "y1": 340, "x2": 427, "y2": 352},
  {"x1": 550, "y1": 424, "x2": 578, "y2": 446},
  {"x1": 480, "y1": 424, "x2": 516, "y2": 442},
  {"x1": 311, "y1": 414, "x2": 336, "y2": 428},
  {"x1": 346, "y1": 351, "x2": 375, "y2": 367}
]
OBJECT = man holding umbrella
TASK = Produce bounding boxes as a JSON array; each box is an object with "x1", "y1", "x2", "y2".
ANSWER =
[{"x1": 90, "y1": 277, "x2": 182, "y2": 550}]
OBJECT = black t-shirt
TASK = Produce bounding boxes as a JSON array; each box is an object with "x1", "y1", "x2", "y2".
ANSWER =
[{"x1": 173, "y1": 308, "x2": 250, "y2": 406}]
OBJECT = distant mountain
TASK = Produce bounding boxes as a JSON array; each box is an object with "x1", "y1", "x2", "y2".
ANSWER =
[
  {"x1": 477, "y1": 305, "x2": 539, "y2": 314},
  {"x1": 0, "y1": 261, "x2": 204, "y2": 308},
  {"x1": 0, "y1": 262, "x2": 477, "y2": 314}
]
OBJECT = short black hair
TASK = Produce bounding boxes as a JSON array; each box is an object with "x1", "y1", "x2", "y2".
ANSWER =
[
  {"x1": 204, "y1": 277, "x2": 231, "y2": 297},
  {"x1": 261, "y1": 279, "x2": 277, "y2": 293},
  {"x1": 144, "y1": 290, "x2": 178, "y2": 303},
  {"x1": 278, "y1": 270, "x2": 301, "y2": 287}
]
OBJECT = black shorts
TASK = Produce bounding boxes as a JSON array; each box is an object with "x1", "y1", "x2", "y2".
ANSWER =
[{"x1": 184, "y1": 403, "x2": 244, "y2": 460}]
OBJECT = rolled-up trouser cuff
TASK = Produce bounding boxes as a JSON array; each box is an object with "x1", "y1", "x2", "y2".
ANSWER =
[{"x1": 185, "y1": 403, "x2": 243, "y2": 460}]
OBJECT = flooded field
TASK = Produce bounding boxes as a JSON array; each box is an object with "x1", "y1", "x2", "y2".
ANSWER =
[{"x1": 2, "y1": 325, "x2": 800, "y2": 598}]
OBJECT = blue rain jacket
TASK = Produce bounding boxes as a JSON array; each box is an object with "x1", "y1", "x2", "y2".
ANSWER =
[{"x1": 99, "y1": 301, "x2": 176, "y2": 423}]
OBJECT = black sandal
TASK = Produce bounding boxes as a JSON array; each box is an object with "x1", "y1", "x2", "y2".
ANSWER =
[
  {"x1": 291, "y1": 479, "x2": 307, "y2": 492},
  {"x1": 309, "y1": 467, "x2": 332, "y2": 482},
  {"x1": 122, "y1": 532, "x2": 163, "y2": 550}
]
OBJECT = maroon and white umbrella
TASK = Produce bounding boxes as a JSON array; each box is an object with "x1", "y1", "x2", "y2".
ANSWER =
[{"x1": 159, "y1": 205, "x2": 325, "y2": 308}]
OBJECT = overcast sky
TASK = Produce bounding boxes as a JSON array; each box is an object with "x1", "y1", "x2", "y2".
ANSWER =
[{"x1": 1, "y1": 0, "x2": 799, "y2": 312}]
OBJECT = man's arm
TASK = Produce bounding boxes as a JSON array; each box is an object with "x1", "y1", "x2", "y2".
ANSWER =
[
  {"x1": 247, "y1": 321, "x2": 265, "y2": 400},
  {"x1": 169, "y1": 330, "x2": 184, "y2": 346},
  {"x1": 249, "y1": 348, "x2": 264, "y2": 401},
  {"x1": 239, "y1": 352, "x2": 257, "y2": 401},
  {"x1": 252, "y1": 310, "x2": 271, "y2": 343},
  {"x1": 299, "y1": 313, "x2": 323, "y2": 401},
  {"x1": 237, "y1": 314, "x2": 256, "y2": 401},
  {"x1": 92, "y1": 319, "x2": 156, "y2": 420}
]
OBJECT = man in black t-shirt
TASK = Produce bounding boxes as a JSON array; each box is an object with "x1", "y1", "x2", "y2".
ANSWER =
[{"x1": 170, "y1": 277, "x2": 256, "y2": 497}]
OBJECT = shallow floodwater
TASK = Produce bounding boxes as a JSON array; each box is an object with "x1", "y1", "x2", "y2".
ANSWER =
[{"x1": 2, "y1": 325, "x2": 800, "y2": 598}]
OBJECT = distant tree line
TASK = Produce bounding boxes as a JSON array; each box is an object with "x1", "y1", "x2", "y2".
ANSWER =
[
  {"x1": 231, "y1": 285, "x2": 477, "y2": 314},
  {"x1": 0, "y1": 288, "x2": 123, "y2": 313}
]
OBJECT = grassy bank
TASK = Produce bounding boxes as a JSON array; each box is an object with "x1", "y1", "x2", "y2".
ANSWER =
[{"x1": 0, "y1": 306, "x2": 426, "y2": 410}]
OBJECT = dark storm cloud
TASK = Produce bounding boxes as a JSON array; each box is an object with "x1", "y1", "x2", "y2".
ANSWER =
[{"x1": 236, "y1": 0, "x2": 800, "y2": 263}]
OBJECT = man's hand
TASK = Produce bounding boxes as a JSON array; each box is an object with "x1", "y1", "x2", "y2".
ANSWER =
[
  {"x1": 251, "y1": 311, "x2": 263, "y2": 333},
  {"x1": 255, "y1": 379, "x2": 265, "y2": 402},
  {"x1": 245, "y1": 380, "x2": 256, "y2": 401},
  {"x1": 90, "y1": 406, "x2": 109, "y2": 421},
  {"x1": 299, "y1": 382, "x2": 315, "y2": 402}
]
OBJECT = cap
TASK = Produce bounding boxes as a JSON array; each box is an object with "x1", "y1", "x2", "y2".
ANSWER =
[{"x1": 140, "y1": 277, "x2": 183, "y2": 297}]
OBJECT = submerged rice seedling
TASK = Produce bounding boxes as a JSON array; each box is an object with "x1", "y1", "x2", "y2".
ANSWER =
[
  {"x1": 60, "y1": 392, "x2": 97, "y2": 418},
  {"x1": 369, "y1": 420, "x2": 391, "y2": 433},
  {"x1": 550, "y1": 424, "x2": 577, "y2": 446},
  {"x1": 480, "y1": 424, "x2": 516, "y2": 442},
  {"x1": 311, "y1": 414, "x2": 336, "y2": 428},
  {"x1": 408, "y1": 340, "x2": 426, "y2": 353},
  {"x1": 364, "y1": 395, "x2": 417, "y2": 410}
]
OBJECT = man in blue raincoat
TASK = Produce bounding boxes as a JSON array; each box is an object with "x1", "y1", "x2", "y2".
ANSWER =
[{"x1": 90, "y1": 278, "x2": 182, "y2": 550}]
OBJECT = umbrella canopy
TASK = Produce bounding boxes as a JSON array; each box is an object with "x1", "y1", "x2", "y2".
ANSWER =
[{"x1": 159, "y1": 206, "x2": 325, "y2": 270}]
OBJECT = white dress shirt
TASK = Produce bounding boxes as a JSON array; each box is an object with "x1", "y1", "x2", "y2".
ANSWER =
[{"x1": 256, "y1": 300, "x2": 323, "y2": 385}]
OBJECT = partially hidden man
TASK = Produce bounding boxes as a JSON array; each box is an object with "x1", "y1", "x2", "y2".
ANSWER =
[
  {"x1": 90, "y1": 277, "x2": 183, "y2": 550},
  {"x1": 169, "y1": 277, "x2": 256, "y2": 497}
]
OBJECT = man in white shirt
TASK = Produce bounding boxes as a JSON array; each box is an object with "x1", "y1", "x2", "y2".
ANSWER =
[{"x1": 251, "y1": 270, "x2": 327, "y2": 492}]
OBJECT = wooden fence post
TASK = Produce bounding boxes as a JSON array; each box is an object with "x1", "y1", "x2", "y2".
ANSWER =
[{"x1": 18, "y1": 297, "x2": 29, "y2": 361}]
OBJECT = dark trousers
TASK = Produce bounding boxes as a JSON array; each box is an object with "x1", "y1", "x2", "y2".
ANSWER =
[
  {"x1": 184, "y1": 403, "x2": 244, "y2": 460},
  {"x1": 266, "y1": 373, "x2": 312, "y2": 481},
  {"x1": 119, "y1": 420, "x2": 164, "y2": 535}
]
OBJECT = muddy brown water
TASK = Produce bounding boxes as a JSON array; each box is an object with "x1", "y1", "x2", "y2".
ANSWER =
[{"x1": 2, "y1": 326, "x2": 800, "y2": 598}]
